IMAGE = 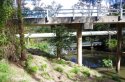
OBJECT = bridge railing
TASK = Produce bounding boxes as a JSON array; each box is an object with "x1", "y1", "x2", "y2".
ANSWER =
[{"x1": 22, "y1": 8, "x2": 125, "y2": 18}]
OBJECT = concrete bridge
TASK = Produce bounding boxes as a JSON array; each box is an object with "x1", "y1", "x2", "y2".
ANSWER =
[
  {"x1": 20, "y1": 8, "x2": 125, "y2": 72},
  {"x1": 22, "y1": 9, "x2": 125, "y2": 26}
]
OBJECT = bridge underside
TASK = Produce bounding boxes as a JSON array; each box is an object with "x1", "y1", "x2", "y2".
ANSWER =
[{"x1": 20, "y1": 16, "x2": 125, "y2": 72}]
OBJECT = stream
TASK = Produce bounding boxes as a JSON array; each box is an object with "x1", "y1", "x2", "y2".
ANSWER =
[{"x1": 65, "y1": 49, "x2": 125, "y2": 82}]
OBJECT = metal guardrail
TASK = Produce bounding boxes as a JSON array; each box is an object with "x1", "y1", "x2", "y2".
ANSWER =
[{"x1": 22, "y1": 8, "x2": 125, "y2": 18}]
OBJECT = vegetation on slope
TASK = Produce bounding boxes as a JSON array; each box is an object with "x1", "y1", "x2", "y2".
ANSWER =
[{"x1": 0, "y1": 53, "x2": 118, "y2": 82}]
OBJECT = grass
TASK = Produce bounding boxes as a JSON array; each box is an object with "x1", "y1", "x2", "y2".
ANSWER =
[
  {"x1": 25, "y1": 55, "x2": 39, "y2": 74},
  {"x1": 70, "y1": 66, "x2": 80, "y2": 74},
  {"x1": 54, "y1": 66, "x2": 64, "y2": 73},
  {"x1": 0, "y1": 59, "x2": 11, "y2": 82},
  {"x1": 40, "y1": 64, "x2": 47, "y2": 71},
  {"x1": 0, "y1": 53, "x2": 106, "y2": 82},
  {"x1": 41, "y1": 72, "x2": 52, "y2": 80}
]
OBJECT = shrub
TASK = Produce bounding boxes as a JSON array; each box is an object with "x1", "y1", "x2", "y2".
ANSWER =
[
  {"x1": 70, "y1": 66, "x2": 80, "y2": 74},
  {"x1": 0, "y1": 60, "x2": 10, "y2": 82},
  {"x1": 36, "y1": 42, "x2": 49, "y2": 52},
  {"x1": 106, "y1": 39, "x2": 117, "y2": 51},
  {"x1": 25, "y1": 55, "x2": 38, "y2": 74},
  {"x1": 112, "y1": 75, "x2": 121, "y2": 82},
  {"x1": 57, "y1": 59, "x2": 66, "y2": 65},
  {"x1": 66, "y1": 72, "x2": 75, "y2": 80},
  {"x1": 82, "y1": 70, "x2": 90, "y2": 77},
  {"x1": 27, "y1": 66, "x2": 39, "y2": 73},
  {"x1": 102, "y1": 58, "x2": 113, "y2": 68},
  {"x1": 55, "y1": 66, "x2": 64, "y2": 73},
  {"x1": 27, "y1": 41, "x2": 49, "y2": 53}
]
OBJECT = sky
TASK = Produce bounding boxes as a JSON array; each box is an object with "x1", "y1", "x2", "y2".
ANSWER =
[
  {"x1": 24, "y1": 0, "x2": 79, "y2": 10},
  {"x1": 24, "y1": 0, "x2": 123, "y2": 10},
  {"x1": 41, "y1": 0, "x2": 79, "y2": 9}
]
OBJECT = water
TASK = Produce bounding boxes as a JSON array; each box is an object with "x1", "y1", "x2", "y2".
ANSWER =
[{"x1": 65, "y1": 49, "x2": 125, "y2": 82}]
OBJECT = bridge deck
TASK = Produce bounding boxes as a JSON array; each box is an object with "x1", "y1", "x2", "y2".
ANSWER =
[
  {"x1": 24, "y1": 16, "x2": 125, "y2": 26},
  {"x1": 20, "y1": 9, "x2": 125, "y2": 26}
]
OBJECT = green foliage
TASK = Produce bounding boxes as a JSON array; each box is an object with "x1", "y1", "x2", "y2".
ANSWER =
[
  {"x1": 27, "y1": 41, "x2": 49, "y2": 53},
  {"x1": 112, "y1": 75, "x2": 121, "y2": 82},
  {"x1": 70, "y1": 66, "x2": 80, "y2": 74},
  {"x1": 33, "y1": 26, "x2": 51, "y2": 33},
  {"x1": 66, "y1": 72, "x2": 75, "y2": 80},
  {"x1": 50, "y1": 25, "x2": 74, "y2": 58},
  {"x1": 25, "y1": 55, "x2": 38, "y2": 74},
  {"x1": 0, "y1": 60, "x2": 10, "y2": 82},
  {"x1": 28, "y1": 66, "x2": 39, "y2": 73},
  {"x1": 82, "y1": 70, "x2": 90, "y2": 77},
  {"x1": 94, "y1": 24, "x2": 109, "y2": 31},
  {"x1": 41, "y1": 64, "x2": 47, "y2": 71},
  {"x1": 0, "y1": 33, "x2": 8, "y2": 46},
  {"x1": 56, "y1": 59, "x2": 66, "y2": 65},
  {"x1": 0, "y1": 0, "x2": 13, "y2": 27},
  {"x1": 50, "y1": 25, "x2": 73, "y2": 49},
  {"x1": 102, "y1": 58, "x2": 113, "y2": 68},
  {"x1": 106, "y1": 39, "x2": 117, "y2": 51},
  {"x1": 55, "y1": 66, "x2": 64, "y2": 73},
  {"x1": 36, "y1": 42, "x2": 49, "y2": 52}
]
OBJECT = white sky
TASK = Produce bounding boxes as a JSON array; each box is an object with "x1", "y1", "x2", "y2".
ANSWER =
[
  {"x1": 25, "y1": 0, "x2": 111, "y2": 10},
  {"x1": 25, "y1": 0, "x2": 79, "y2": 10},
  {"x1": 40, "y1": 0, "x2": 79, "y2": 8}
]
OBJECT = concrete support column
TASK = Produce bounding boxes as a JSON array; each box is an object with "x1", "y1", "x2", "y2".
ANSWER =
[
  {"x1": 77, "y1": 26, "x2": 83, "y2": 66},
  {"x1": 116, "y1": 24, "x2": 122, "y2": 72}
]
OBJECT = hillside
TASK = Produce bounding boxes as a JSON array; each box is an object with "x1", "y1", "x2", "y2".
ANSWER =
[{"x1": 0, "y1": 54, "x2": 116, "y2": 82}]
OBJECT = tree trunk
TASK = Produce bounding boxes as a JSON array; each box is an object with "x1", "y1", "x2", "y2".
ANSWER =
[
  {"x1": 57, "y1": 47, "x2": 61, "y2": 60},
  {"x1": 17, "y1": 0, "x2": 26, "y2": 60},
  {"x1": 116, "y1": 24, "x2": 122, "y2": 73}
]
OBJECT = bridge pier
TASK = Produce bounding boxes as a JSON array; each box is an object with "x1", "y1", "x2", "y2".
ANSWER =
[
  {"x1": 116, "y1": 24, "x2": 123, "y2": 72},
  {"x1": 77, "y1": 25, "x2": 83, "y2": 66}
]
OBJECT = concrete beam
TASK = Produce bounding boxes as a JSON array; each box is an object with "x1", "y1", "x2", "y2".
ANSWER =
[
  {"x1": 23, "y1": 16, "x2": 125, "y2": 26},
  {"x1": 16, "y1": 31, "x2": 117, "y2": 38}
]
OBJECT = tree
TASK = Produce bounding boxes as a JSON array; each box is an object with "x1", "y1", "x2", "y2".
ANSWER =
[
  {"x1": 45, "y1": 1, "x2": 62, "y2": 17},
  {"x1": 50, "y1": 25, "x2": 73, "y2": 59},
  {"x1": 0, "y1": 0, "x2": 14, "y2": 59},
  {"x1": 17, "y1": 0, "x2": 26, "y2": 60},
  {"x1": 0, "y1": 0, "x2": 13, "y2": 27},
  {"x1": 73, "y1": 0, "x2": 97, "y2": 16}
]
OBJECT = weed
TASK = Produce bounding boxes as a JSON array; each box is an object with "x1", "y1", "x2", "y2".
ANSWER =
[
  {"x1": 41, "y1": 64, "x2": 47, "y2": 71},
  {"x1": 55, "y1": 66, "x2": 64, "y2": 73},
  {"x1": 82, "y1": 70, "x2": 90, "y2": 77},
  {"x1": 41, "y1": 72, "x2": 52, "y2": 80},
  {"x1": 57, "y1": 59, "x2": 66, "y2": 65},
  {"x1": 70, "y1": 66, "x2": 80, "y2": 74},
  {"x1": 25, "y1": 55, "x2": 38, "y2": 74},
  {"x1": 27, "y1": 66, "x2": 39, "y2": 73},
  {"x1": 66, "y1": 72, "x2": 75, "y2": 80},
  {"x1": 0, "y1": 60, "x2": 10, "y2": 82}
]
